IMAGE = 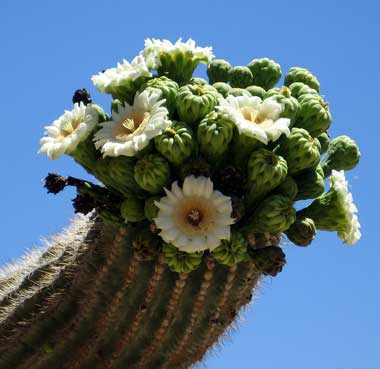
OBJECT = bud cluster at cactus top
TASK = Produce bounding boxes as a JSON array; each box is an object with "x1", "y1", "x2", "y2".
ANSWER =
[{"x1": 39, "y1": 38, "x2": 362, "y2": 275}]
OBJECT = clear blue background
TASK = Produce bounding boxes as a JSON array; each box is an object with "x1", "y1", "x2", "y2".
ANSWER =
[{"x1": 0, "y1": 1, "x2": 379, "y2": 368}]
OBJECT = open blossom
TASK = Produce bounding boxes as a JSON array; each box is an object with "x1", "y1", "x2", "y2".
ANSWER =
[
  {"x1": 217, "y1": 95, "x2": 291, "y2": 144},
  {"x1": 93, "y1": 90, "x2": 170, "y2": 157},
  {"x1": 39, "y1": 103, "x2": 98, "y2": 160},
  {"x1": 91, "y1": 55, "x2": 152, "y2": 93},
  {"x1": 154, "y1": 176, "x2": 234, "y2": 253},
  {"x1": 141, "y1": 38, "x2": 214, "y2": 70}
]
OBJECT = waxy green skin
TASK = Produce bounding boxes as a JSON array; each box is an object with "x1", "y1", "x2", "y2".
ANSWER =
[
  {"x1": 212, "y1": 82, "x2": 231, "y2": 97},
  {"x1": 277, "y1": 128, "x2": 321, "y2": 175},
  {"x1": 245, "y1": 149, "x2": 288, "y2": 209},
  {"x1": 321, "y1": 135, "x2": 361, "y2": 177},
  {"x1": 265, "y1": 86, "x2": 300, "y2": 122},
  {"x1": 317, "y1": 132, "x2": 330, "y2": 154},
  {"x1": 211, "y1": 231, "x2": 249, "y2": 266},
  {"x1": 140, "y1": 76, "x2": 179, "y2": 116},
  {"x1": 110, "y1": 75, "x2": 151, "y2": 105},
  {"x1": 295, "y1": 94, "x2": 332, "y2": 137},
  {"x1": 176, "y1": 84, "x2": 218, "y2": 125},
  {"x1": 228, "y1": 88, "x2": 252, "y2": 97},
  {"x1": 247, "y1": 58, "x2": 282, "y2": 90},
  {"x1": 289, "y1": 82, "x2": 319, "y2": 99},
  {"x1": 155, "y1": 121, "x2": 194, "y2": 166},
  {"x1": 156, "y1": 50, "x2": 209, "y2": 85},
  {"x1": 285, "y1": 67, "x2": 320, "y2": 92},
  {"x1": 245, "y1": 195, "x2": 296, "y2": 233},
  {"x1": 273, "y1": 176, "x2": 298, "y2": 200},
  {"x1": 197, "y1": 112, "x2": 234, "y2": 163},
  {"x1": 144, "y1": 196, "x2": 160, "y2": 221},
  {"x1": 134, "y1": 154, "x2": 171, "y2": 194},
  {"x1": 162, "y1": 243, "x2": 203, "y2": 272},
  {"x1": 207, "y1": 58, "x2": 232, "y2": 84},
  {"x1": 294, "y1": 165, "x2": 325, "y2": 200},
  {"x1": 298, "y1": 187, "x2": 350, "y2": 233},
  {"x1": 190, "y1": 77, "x2": 208, "y2": 86},
  {"x1": 120, "y1": 197, "x2": 146, "y2": 222},
  {"x1": 246, "y1": 85, "x2": 266, "y2": 99},
  {"x1": 228, "y1": 66, "x2": 254, "y2": 88},
  {"x1": 97, "y1": 156, "x2": 144, "y2": 198},
  {"x1": 285, "y1": 217, "x2": 316, "y2": 246}
]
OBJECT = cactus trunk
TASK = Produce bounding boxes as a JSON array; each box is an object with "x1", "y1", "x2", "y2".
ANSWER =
[{"x1": 0, "y1": 215, "x2": 276, "y2": 369}]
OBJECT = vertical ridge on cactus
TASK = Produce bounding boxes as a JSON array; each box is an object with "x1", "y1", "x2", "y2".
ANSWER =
[{"x1": 0, "y1": 216, "x2": 277, "y2": 369}]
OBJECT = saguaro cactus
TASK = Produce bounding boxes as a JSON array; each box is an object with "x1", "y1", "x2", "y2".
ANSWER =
[
  {"x1": 1, "y1": 37, "x2": 362, "y2": 369},
  {"x1": 0, "y1": 215, "x2": 280, "y2": 369}
]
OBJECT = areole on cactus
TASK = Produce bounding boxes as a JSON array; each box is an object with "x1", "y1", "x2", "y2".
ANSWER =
[{"x1": 0, "y1": 37, "x2": 362, "y2": 369}]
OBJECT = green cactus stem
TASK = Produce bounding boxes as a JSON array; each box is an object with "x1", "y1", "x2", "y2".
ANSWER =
[{"x1": 0, "y1": 215, "x2": 280, "y2": 369}]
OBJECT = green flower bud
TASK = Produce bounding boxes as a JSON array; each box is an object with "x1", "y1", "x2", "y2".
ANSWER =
[
  {"x1": 144, "y1": 196, "x2": 160, "y2": 222},
  {"x1": 317, "y1": 132, "x2": 330, "y2": 154},
  {"x1": 245, "y1": 195, "x2": 296, "y2": 233},
  {"x1": 212, "y1": 82, "x2": 231, "y2": 98},
  {"x1": 246, "y1": 85, "x2": 266, "y2": 99},
  {"x1": 134, "y1": 154, "x2": 171, "y2": 194},
  {"x1": 288, "y1": 82, "x2": 319, "y2": 99},
  {"x1": 247, "y1": 58, "x2": 282, "y2": 90},
  {"x1": 163, "y1": 242, "x2": 203, "y2": 273},
  {"x1": 228, "y1": 88, "x2": 252, "y2": 97},
  {"x1": 265, "y1": 86, "x2": 301, "y2": 123},
  {"x1": 197, "y1": 112, "x2": 234, "y2": 163},
  {"x1": 230, "y1": 130, "x2": 265, "y2": 169},
  {"x1": 248, "y1": 246, "x2": 286, "y2": 276},
  {"x1": 96, "y1": 156, "x2": 144, "y2": 197},
  {"x1": 212, "y1": 231, "x2": 249, "y2": 266},
  {"x1": 154, "y1": 49, "x2": 209, "y2": 85},
  {"x1": 110, "y1": 75, "x2": 149, "y2": 105},
  {"x1": 140, "y1": 76, "x2": 179, "y2": 116},
  {"x1": 294, "y1": 165, "x2": 325, "y2": 200},
  {"x1": 321, "y1": 135, "x2": 361, "y2": 177},
  {"x1": 228, "y1": 66, "x2": 254, "y2": 88},
  {"x1": 120, "y1": 197, "x2": 145, "y2": 222},
  {"x1": 273, "y1": 176, "x2": 298, "y2": 200},
  {"x1": 284, "y1": 67, "x2": 320, "y2": 92},
  {"x1": 207, "y1": 59, "x2": 232, "y2": 84},
  {"x1": 285, "y1": 217, "x2": 316, "y2": 247},
  {"x1": 131, "y1": 227, "x2": 161, "y2": 260},
  {"x1": 176, "y1": 84, "x2": 218, "y2": 125},
  {"x1": 277, "y1": 128, "x2": 321, "y2": 175},
  {"x1": 295, "y1": 94, "x2": 332, "y2": 137},
  {"x1": 246, "y1": 149, "x2": 288, "y2": 208},
  {"x1": 190, "y1": 77, "x2": 208, "y2": 86},
  {"x1": 155, "y1": 121, "x2": 194, "y2": 166}
]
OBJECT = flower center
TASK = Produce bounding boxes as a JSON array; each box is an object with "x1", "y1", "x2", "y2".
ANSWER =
[
  {"x1": 186, "y1": 209, "x2": 203, "y2": 227},
  {"x1": 240, "y1": 107, "x2": 272, "y2": 126},
  {"x1": 60, "y1": 119, "x2": 81, "y2": 137},
  {"x1": 114, "y1": 111, "x2": 150, "y2": 141}
]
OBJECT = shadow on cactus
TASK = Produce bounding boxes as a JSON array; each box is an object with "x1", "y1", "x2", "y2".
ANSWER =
[{"x1": 0, "y1": 38, "x2": 361, "y2": 369}]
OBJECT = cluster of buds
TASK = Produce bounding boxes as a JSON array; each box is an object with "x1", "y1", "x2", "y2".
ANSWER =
[{"x1": 39, "y1": 38, "x2": 361, "y2": 275}]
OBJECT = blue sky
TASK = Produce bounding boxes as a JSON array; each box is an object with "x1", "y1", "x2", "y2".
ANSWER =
[{"x1": 1, "y1": 0, "x2": 379, "y2": 368}]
